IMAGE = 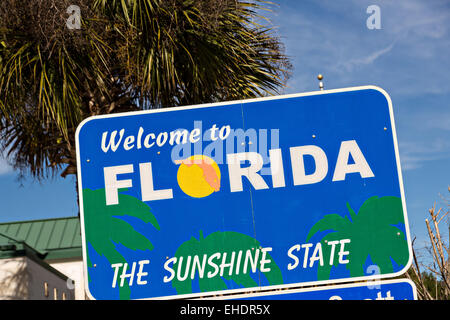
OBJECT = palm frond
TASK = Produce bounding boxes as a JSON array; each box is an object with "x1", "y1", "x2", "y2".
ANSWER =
[
  {"x1": 0, "y1": 0, "x2": 290, "y2": 179},
  {"x1": 306, "y1": 214, "x2": 350, "y2": 242}
]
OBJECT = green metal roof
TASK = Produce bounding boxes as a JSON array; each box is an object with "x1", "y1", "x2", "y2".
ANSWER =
[
  {"x1": 0, "y1": 233, "x2": 69, "y2": 280},
  {"x1": 0, "y1": 217, "x2": 82, "y2": 260},
  {"x1": 0, "y1": 231, "x2": 45, "y2": 259}
]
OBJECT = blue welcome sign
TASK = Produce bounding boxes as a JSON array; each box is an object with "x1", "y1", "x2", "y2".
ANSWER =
[
  {"x1": 76, "y1": 86, "x2": 412, "y2": 300},
  {"x1": 229, "y1": 279, "x2": 417, "y2": 300}
]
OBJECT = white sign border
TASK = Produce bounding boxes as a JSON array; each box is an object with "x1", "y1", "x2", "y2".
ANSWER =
[
  {"x1": 197, "y1": 279, "x2": 418, "y2": 300},
  {"x1": 75, "y1": 85, "x2": 413, "y2": 300}
]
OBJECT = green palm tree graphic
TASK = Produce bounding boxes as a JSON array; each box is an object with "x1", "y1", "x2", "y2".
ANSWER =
[
  {"x1": 82, "y1": 188, "x2": 159, "y2": 300},
  {"x1": 306, "y1": 196, "x2": 409, "y2": 281},
  {"x1": 171, "y1": 231, "x2": 283, "y2": 295}
]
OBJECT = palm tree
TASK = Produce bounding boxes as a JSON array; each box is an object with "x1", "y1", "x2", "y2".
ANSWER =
[
  {"x1": 171, "y1": 230, "x2": 283, "y2": 295},
  {"x1": 306, "y1": 196, "x2": 409, "y2": 281},
  {"x1": 83, "y1": 187, "x2": 160, "y2": 299},
  {"x1": 0, "y1": 0, "x2": 290, "y2": 181}
]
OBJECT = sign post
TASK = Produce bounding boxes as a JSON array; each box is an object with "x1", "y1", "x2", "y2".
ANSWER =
[{"x1": 76, "y1": 86, "x2": 412, "y2": 300}]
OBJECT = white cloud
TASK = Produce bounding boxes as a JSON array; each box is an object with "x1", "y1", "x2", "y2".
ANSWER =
[
  {"x1": 422, "y1": 112, "x2": 450, "y2": 132},
  {"x1": 271, "y1": 0, "x2": 450, "y2": 95},
  {"x1": 399, "y1": 139, "x2": 450, "y2": 171},
  {"x1": 336, "y1": 41, "x2": 396, "y2": 72}
]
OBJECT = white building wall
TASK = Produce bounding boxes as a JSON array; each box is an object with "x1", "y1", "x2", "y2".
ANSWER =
[
  {"x1": 0, "y1": 256, "x2": 75, "y2": 300},
  {"x1": 0, "y1": 257, "x2": 28, "y2": 299},
  {"x1": 27, "y1": 257, "x2": 74, "y2": 300},
  {"x1": 49, "y1": 259, "x2": 86, "y2": 300}
]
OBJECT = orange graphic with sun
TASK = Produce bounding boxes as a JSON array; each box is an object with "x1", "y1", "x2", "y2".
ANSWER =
[{"x1": 175, "y1": 155, "x2": 221, "y2": 198}]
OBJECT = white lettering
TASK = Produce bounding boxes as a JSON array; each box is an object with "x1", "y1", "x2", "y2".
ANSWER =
[
  {"x1": 332, "y1": 140, "x2": 374, "y2": 181},
  {"x1": 227, "y1": 152, "x2": 269, "y2": 192},
  {"x1": 136, "y1": 260, "x2": 150, "y2": 285},
  {"x1": 163, "y1": 258, "x2": 177, "y2": 283},
  {"x1": 269, "y1": 149, "x2": 285, "y2": 188},
  {"x1": 338, "y1": 239, "x2": 351, "y2": 264},
  {"x1": 101, "y1": 129, "x2": 124, "y2": 152},
  {"x1": 287, "y1": 244, "x2": 301, "y2": 270},
  {"x1": 290, "y1": 145, "x2": 328, "y2": 185},
  {"x1": 139, "y1": 162, "x2": 173, "y2": 201},
  {"x1": 104, "y1": 164, "x2": 133, "y2": 205}
]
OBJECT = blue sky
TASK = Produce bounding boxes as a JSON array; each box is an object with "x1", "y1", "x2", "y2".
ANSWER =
[{"x1": 0, "y1": 0, "x2": 449, "y2": 259}]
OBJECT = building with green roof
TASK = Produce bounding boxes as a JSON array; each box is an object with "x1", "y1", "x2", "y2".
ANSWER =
[
  {"x1": 0, "y1": 217, "x2": 83, "y2": 300},
  {"x1": 0, "y1": 216, "x2": 82, "y2": 260}
]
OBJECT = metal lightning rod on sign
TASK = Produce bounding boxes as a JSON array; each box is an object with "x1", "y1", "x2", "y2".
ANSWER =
[{"x1": 318, "y1": 74, "x2": 324, "y2": 90}]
